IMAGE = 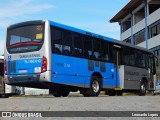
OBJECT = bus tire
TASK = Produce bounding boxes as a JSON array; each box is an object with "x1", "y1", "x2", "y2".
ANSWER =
[
  {"x1": 90, "y1": 76, "x2": 101, "y2": 96},
  {"x1": 83, "y1": 93, "x2": 90, "y2": 97},
  {"x1": 61, "y1": 90, "x2": 70, "y2": 97},
  {"x1": 108, "y1": 91, "x2": 116, "y2": 96},
  {"x1": 52, "y1": 92, "x2": 61, "y2": 97},
  {"x1": 139, "y1": 82, "x2": 147, "y2": 96},
  {"x1": 51, "y1": 88, "x2": 61, "y2": 97},
  {"x1": 116, "y1": 91, "x2": 123, "y2": 96}
]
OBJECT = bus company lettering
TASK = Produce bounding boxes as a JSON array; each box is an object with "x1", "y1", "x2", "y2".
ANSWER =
[
  {"x1": 19, "y1": 54, "x2": 40, "y2": 59},
  {"x1": 55, "y1": 63, "x2": 71, "y2": 68},
  {"x1": 125, "y1": 71, "x2": 140, "y2": 76}
]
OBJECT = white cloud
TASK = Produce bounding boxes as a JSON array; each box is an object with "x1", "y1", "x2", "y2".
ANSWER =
[{"x1": 0, "y1": 0, "x2": 54, "y2": 27}]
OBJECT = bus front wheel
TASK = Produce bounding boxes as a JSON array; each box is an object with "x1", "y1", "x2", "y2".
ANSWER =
[{"x1": 83, "y1": 76, "x2": 101, "y2": 97}]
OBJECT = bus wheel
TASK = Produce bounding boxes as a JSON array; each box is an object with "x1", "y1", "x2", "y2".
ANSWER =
[
  {"x1": 52, "y1": 92, "x2": 61, "y2": 97},
  {"x1": 90, "y1": 76, "x2": 101, "y2": 96},
  {"x1": 139, "y1": 82, "x2": 147, "y2": 96},
  {"x1": 116, "y1": 91, "x2": 123, "y2": 96},
  {"x1": 50, "y1": 88, "x2": 61, "y2": 97},
  {"x1": 108, "y1": 91, "x2": 116, "y2": 96},
  {"x1": 61, "y1": 90, "x2": 70, "y2": 97}
]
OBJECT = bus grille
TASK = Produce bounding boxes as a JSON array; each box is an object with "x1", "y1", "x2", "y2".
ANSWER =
[{"x1": 8, "y1": 61, "x2": 16, "y2": 73}]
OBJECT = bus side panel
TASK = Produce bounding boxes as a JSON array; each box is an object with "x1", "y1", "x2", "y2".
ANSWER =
[
  {"x1": 52, "y1": 54, "x2": 120, "y2": 88},
  {"x1": 119, "y1": 65, "x2": 148, "y2": 90},
  {"x1": 52, "y1": 54, "x2": 86, "y2": 87}
]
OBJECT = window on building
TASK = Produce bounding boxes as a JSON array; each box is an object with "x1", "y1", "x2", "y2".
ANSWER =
[
  {"x1": 134, "y1": 29, "x2": 145, "y2": 45},
  {"x1": 122, "y1": 18, "x2": 131, "y2": 32},
  {"x1": 134, "y1": 8, "x2": 145, "y2": 24},
  {"x1": 123, "y1": 37, "x2": 131, "y2": 44},
  {"x1": 149, "y1": 3, "x2": 160, "y2": 15},
  {"x1": 157, "y1": 24, "x2": 160, "y2": 34},
  {"x1": 151, "y1": 26, "x2": 157, "y2": 37},
  {"x1": 148, "y1": 20, "x2": 160, "y2": 39}
]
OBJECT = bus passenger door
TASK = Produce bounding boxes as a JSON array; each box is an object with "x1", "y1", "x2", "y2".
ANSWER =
[{"x1": 113, "y1": 46, "x2": 121, "y2": 88}]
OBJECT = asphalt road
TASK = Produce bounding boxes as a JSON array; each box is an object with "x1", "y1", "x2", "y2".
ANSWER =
[{"x1": 0, "y1": 96, "x2": 160, "y2": 120}]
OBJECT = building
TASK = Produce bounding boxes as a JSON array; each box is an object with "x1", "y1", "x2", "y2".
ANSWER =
[
  {"x1": 110, "y1": 0, "x2": 160, "y2": 56},
  {"x1": 110, "y1": 0, "x2": 160, "y2": 81}
]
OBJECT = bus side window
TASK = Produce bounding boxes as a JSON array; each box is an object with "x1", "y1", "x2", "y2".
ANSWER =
[
  {"x1": 146, "y1": 54, "x2": 149, "y2": 68},
  {"x1": 100, "y1": 41, "x2": 109, "y2": 61},
  {"x1": 73, "y1": 33, "x2": 83, "y2": 57},
  {"x1": 135, "y1": 51, "x2": 146, "y2": 67},
  {"x1": 62, "y1": 31, "x2": 73, "y2": 55},
  {"x1": 83, "y1": 37, "x2": 92, "y2": 59},
  {"x1": 93, "y1": 38, "x2": 100, "y2": 60},
  {"x1": 129, "y1": 49, "x2": 135, "y2": 66},
  {"x1": 51, "y1": 27, "x2": 62, "y2": 54},
  {"x1": 123, "y1": 47, "x2": 130, "y2": 65}
]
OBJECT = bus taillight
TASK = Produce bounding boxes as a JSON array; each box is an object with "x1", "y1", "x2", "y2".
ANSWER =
[
  {"x1": 41, "y1": 56, "x2": 47, "y2": 73},
  {"x1": 4, "y1": 59, "x2": 7, "y2": 75}
]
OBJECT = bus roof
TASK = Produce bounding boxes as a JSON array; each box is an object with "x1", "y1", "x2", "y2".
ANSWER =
[
  {"x1": 49, "y1": 20, "x2": 113, "y2": 42},
  {"x1": 7, "y1": 20, "x2": 153, "y2": 54}
]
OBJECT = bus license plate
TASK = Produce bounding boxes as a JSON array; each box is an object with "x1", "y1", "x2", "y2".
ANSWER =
[{"x1": 19, "y1": 69, "x2": 27, "y2": 73}]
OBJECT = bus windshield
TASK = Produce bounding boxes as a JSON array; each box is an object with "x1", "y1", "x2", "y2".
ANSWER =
[{"x1": 6, "y1": 24, "x2": 44, "y2": 53}]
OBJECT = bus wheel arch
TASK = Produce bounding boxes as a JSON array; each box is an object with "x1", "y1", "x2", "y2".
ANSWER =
[{"x1": 91, "y1": 72, "x2": 103, "y2": 87}]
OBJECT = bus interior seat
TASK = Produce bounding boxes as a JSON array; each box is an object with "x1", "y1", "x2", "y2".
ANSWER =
[
  {"x1": 55, "y1": 47, "x2": 61, "y2": 53},
  {"x1": 84, "y1": 51, "x2": 89, "y2": 58},
  {"x1": 74, "y1": 49, "x2": 81, "y2": 56},
  {"x1": 62, "y1": 49, "x2": 70, "y2": 54}
]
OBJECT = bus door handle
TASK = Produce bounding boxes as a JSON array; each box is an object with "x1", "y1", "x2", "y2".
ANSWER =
[
  {"x1": 74, "y1": 74, "x2": 79, "y2": 76},
  {"x1": 112, "y1": 74, "x2": 114, "y2": 78}
]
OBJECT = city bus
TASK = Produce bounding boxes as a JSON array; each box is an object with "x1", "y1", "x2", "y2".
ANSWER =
[
  {"x1": 4, "y1": 20, "x2": 157, "y2": 97},
  {"x1": 0, "y1": 56, "x2": 20, "y2": 97}
]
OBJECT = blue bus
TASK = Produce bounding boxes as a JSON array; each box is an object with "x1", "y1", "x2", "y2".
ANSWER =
[{"x1": 4, "y1": 20, "x2": 157, "y2": 97}]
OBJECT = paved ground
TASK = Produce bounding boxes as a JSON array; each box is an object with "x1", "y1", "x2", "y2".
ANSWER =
[{"x1": 0, "y1": 96, "x2": 160, "y2": 120}]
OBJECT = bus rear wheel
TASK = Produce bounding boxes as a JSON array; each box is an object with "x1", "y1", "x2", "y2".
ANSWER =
[
  {"x1": 51, "y1": 90, "x2": 61, "y2": 97},
  {"x1": 51, "y1": 87, "x2": 70, "y2": 97},
  {"x1": 61, "y1": 90, "x2": 70, "y2": 97},
  {"x1": 108, "y1": 91, "x2": 116, "y2": 96},
  {"x1": 139, "y1": 82, "x2": 147, "y2": 96}
]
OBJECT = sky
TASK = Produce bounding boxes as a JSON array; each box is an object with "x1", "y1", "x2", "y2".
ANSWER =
[{"x1": 0, "y1": 0, "x2": 130, "y2": 55}]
